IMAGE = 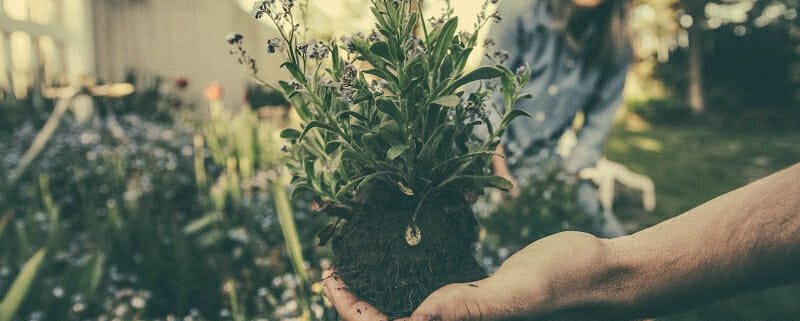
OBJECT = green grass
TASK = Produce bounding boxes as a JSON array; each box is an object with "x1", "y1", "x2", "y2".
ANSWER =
[{"x1": 605, "y1": 120, "x2": 800, "y2": 320}]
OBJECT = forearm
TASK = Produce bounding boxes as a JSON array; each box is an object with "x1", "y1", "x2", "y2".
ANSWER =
[{"x1": 570, "y1": 163, "x2": 800, "y2": 318}]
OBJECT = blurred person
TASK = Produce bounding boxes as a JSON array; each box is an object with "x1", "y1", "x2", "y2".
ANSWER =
[
  {"x1": 325, "y1": 162, "x2": 800, "y2": 320},
  {"x1": 487, "y1": 0, "x2": 633, "y2": 237}
]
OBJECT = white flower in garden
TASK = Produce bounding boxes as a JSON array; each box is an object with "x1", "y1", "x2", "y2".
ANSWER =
[
  {"x1": 498, "y1": 247, "x2": 510, "y2": 259},
  {"x1": 130, "y1": 296, "x2": 146, "y2": 309},
  {"x1": 319, "y1": 258, "x2": 331, "y2": 270},
  {"x1": 72, "y1": 303, "x2": 86, "y2": 313},
  {"x1": 114, "y1": 304, "x2": 128, "y2": 316},
  {"x1": 52, "y1": 286, "x2": 65, "y2": 298}
]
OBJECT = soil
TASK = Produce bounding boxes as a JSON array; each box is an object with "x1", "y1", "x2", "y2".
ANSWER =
[{"x1": 331, "y1": 188, "x2": 487, "y2": 319}]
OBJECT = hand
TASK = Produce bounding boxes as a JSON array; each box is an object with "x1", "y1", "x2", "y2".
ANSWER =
[
  {"x1": 322, "y1": 270, "x2": 389, "y2": 321},
  {"x1": 323, "y1": 232, "x2": 613, "y2": 321},
  {"x1": 397, "y1": 232, "x2": 611, "y2": 321}
]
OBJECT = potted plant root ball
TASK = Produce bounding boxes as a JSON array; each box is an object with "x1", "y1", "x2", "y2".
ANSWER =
[{"x1": 239, "y1": 0, "x2": 532, "y2": 318}]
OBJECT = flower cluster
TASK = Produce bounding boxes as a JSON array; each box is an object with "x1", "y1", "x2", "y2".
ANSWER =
[{"x1": 227, "y1": 33, "x2": 258, "y2": 74}]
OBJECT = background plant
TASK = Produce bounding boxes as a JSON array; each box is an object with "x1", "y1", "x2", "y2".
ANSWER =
[{"x1": 0, "y1": 80, "x2": 332, "y2": 321}]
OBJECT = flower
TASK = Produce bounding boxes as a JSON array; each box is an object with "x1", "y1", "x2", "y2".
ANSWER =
[
  {"x1": 267, "y1": 38, "x2": 283, "y2": 54},
  {"x1": 516, "y1": 65, "x2": 527, "y2": 76},
  {"x1": 175, "y1": 77, "x2": 189, "y2": 90},
  {"x1": 307, "y1": 40, "x2": 330, "y2": 59},
  {"x1": 340, "y1": 64, "x2": 358, "y2": 84},
  {"x1": 204, "y1": 83, "x2": 224, "y2": 101},
  {"x1": 251, "y1": 0, "x2": 269, "y2": 19},
  {"x1": 225, "y1": 32, "x2": 243, "y2": 44}
]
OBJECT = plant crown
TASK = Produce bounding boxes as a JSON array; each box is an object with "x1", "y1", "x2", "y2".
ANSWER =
[{"x1": 243, "y1": 0, "x2": 532, "y2": 235}]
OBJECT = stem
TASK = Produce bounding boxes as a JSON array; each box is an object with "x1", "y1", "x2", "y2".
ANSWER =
[{"x1": 271, "y1": 174, "x2": 312, "y2": 321}]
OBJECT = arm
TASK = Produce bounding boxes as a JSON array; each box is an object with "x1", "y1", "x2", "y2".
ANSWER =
[
  {"x1": 563, "y1": 61, "x2": 629, "y2": 174},
  {"x1": 597, "y1": 162, "x2": 800, "y2": 317},
  {"x1": 399, "y1": 162, "x2": 800, "y2": 321}
]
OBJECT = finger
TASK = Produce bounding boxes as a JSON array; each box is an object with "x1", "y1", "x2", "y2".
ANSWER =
[
  {"x1": 408, "y1": 282, "x2": 487, "y2": 321},
  {"x1": 322, "y1": 270, "x2": 389, "y2": 321}
]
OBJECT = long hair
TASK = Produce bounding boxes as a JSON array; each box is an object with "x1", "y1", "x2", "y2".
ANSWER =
[{"x1": 548, "y1": 0, "x2": 630, "y2": 65}]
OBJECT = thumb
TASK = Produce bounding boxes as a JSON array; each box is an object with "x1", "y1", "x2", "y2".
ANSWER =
[{"x1": 405, "y1": 282, "x2": 491, "y2": 321}]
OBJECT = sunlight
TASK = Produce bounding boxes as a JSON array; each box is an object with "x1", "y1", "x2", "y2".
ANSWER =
[
  {"x1": 10, "y1": 31, "x2": 32, "y2": 98},
  {"x1": 3, "y1": 0, "x2": 28, "y2": 21}
]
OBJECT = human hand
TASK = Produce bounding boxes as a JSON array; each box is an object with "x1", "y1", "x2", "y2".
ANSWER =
[
  {"x1": 324, "y1": 232, "x2": 615, "y2": 321},
  {"x1": 322, "y1": 270, "x2": 389, "y2": 321},
  {"x1": 396, "y1": 231, "x2": 612, "y2": 321}
]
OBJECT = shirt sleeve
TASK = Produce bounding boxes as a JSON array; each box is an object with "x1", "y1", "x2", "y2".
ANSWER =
[{"x1": 562, "y1": 59, "x2": 630, "y2": 174}]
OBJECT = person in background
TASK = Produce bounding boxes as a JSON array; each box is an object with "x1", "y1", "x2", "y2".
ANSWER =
[{"x1": 487, "y1": 0, "x2": 632, "y2": 237}]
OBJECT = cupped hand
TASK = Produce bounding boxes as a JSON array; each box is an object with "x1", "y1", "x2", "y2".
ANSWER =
[
  {"x1": 324, "y1": 232, "x2": 613, "y2": 321},
  {"x1": 322, "y1": 270, "x2": 389, "y2": 321}
]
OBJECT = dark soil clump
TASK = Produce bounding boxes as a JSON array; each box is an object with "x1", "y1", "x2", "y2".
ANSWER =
[{"x1": 331, "y1": 194, "x2": 487, "y2": 319}]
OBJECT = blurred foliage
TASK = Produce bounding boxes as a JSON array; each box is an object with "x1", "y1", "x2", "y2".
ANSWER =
[
  {"x1": 654, "y1": 23, "x2": 799, "y2": 114},
  {"x1": 245, "y1": 84, "x2": 290, "y2": 110},
  {"x1": 630, "y1": 0, "x2": 800, "y2": 125},
  {"x1": 477, "y1": 160, "x2": 593, "y2": 271},
  {"x1": 628, "y1": 97, "x2": 693, "y2": 125},
  {"x1": 0, "y1": 78, "x2": 332, "y2": 320}
]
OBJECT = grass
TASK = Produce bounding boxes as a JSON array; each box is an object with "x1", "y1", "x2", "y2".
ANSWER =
[{"x1": 604, "y1": 116, "x2": 800, "y2": 320}]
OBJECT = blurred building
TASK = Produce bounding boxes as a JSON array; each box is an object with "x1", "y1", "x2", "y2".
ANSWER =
[
  {"x1": 0, "y1": 0, "x2": 502, "y2": 107},
  {"x1": 0, "y1": 0, "x2": 283, "y2": 107}
]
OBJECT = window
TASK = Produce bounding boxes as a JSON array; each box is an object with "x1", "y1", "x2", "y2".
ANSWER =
[{"x1": 0, "y1": 0, "x2": 93, "y2": 98}]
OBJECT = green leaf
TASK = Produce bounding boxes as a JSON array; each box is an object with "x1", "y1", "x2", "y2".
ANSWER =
[
  {"x1": 280, "y1": 128, "x2": 302, "y2": 139},
  {"x1": 375, "y1": 99, "x2": 403, "y2": 123},
  {"x1": 397, "y1": 181, "x2": 414, "y2": 196},
  {"x1": 298, "y1": 121, "x2": 337, "y2": 142},
  {"x1": 370, "y1": 41, "x2": 393, "y2": 62},
  {"x1": 440, "y1": 175, "x2": 514, "y2": 191},
  {"x1": 432, "y1": 17, "x2": 458, "y2": 67},
  {"x1": 335, "y1": 171, "x2": 392, "y2": 198},
  {"x1": 453, "y1": 48, "x2": 474, "y2": 74},
  {"x1": 355, "y1": 171, "x2": 394, "y2": 194},
  {"x1": 433, "y1": 151, "x2": 498, "y2": 173},
  {"x1": 303, "y1": 157, "x2": 318, "y2": 190},
  {"x1": 290, "y1": 184, "x2": 313, "y2": 200},
  {"x1": 324, "y1": 141, "x2": 344, "y2": 154},
  {"x1": 0, "y1": 248, "x2": 47, "y2": 321},
  {"x1": 360, "y1": 133, "x2": 382, "y2": 156},
  {"x1": 332, "y1": 43, "x2": 341, "y2": 73},
  {"x1": 404, "y1": 12, "x2": 418, "y2": 39},
  {"x1": 183, "y1": 212, "x2": 223, "y2": 235},
  {"x1": 387, "y1": 145, "x2": 409, "y2": 160},
  {"x1": 278, "y1": 80, "x2": 292, "y2": 91},
  {"x1": 371, "y1": 7, "x2": 389, "y2": 30},
  {"x1": 432, "y1": 95, "x2": 460, "y2": 108},
  {"x1": 446, "y1": 66, "x2": 505, "y2": 93},
  {"x1": 352, "y1": 38, "x2": 386, "y2": 69},
  {"x1": 363, "y1": 69, "x2": 399, "y2": 86},
  {"x1": 280, "y1": 62, "x2": 307, "y2": 84},
  {"x1": 291, "y1": 98, "x2": 311, "y2": 121},
  {"x1": 342, "y1": 150, "x2": 372, "y2": 164},
  {"x1": 337, "y1": 111, "x2": 368, "y2": 122},
  {"x1": 500, "y1": 109, "x2": 533, "y2": 129},
  {"x1": 80, "y1": 253, "x2": 105, "y2": 294}
]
